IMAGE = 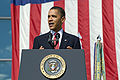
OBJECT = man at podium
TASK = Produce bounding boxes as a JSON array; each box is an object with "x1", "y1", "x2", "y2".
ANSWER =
[{"x1": 33, "y1": 6, "x2": 81, "y2": 49}]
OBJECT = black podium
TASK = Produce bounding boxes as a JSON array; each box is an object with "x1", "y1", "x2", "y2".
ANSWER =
[{"x1": 18, "y1": 49, "x2": 87, "y2": 80}]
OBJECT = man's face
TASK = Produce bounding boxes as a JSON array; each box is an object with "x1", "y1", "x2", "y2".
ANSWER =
[{"x1": 48, "y1": 9, "x2": 65, "y2": 32}]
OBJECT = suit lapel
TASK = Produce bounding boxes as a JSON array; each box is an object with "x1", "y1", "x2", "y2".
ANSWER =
[{"x1": 60, "y1": 32, "x2": 70, "y2": 49}]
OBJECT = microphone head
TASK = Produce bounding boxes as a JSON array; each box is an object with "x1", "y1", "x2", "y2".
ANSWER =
[
  {"x1": 48, "y1": 33, "x2": 53, "y2": 42},
  {"x1": 55, "y1": 33, "x2": 60, "y2": 39}
]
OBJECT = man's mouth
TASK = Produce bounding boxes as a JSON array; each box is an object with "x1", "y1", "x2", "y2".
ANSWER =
[{"x1": 49, "y1": 23, "x2": 54, "y2": 27}]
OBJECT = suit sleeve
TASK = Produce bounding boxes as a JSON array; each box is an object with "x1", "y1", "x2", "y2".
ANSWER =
[
  {"x1": 33, "y1": 37, "x2": 39, "y2": 49},
  {"x1": 73, "y1": 37, "x2": 81, "y2": 49}
]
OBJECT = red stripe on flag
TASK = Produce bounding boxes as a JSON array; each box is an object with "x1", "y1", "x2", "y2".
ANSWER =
[
  {"x1": 54, "y1": 0, "x2": 65, "y2": 30},
  {"x1": 11, "y1": 4, "x2": 20, "y2": 80},
  {"x1": 102, "y1": 0, "x2": 118, "y2": 79},
  {"x1": 78, "y1": 0, "x2": 91, "y2": 80},
  {"x1": 29, "y1": 4, "x2": 41, "y2": 49}
]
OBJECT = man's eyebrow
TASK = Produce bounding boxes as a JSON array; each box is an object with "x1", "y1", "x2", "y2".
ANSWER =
[
  {"x1": 52, "y1": 15, "x2": 57, "y2": 17},
  {"x1": 48, "y1": 15, "x2": 57, "y2": 18}
]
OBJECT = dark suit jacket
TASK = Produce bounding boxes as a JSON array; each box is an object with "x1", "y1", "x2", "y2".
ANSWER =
[{"x1": 33, "y1": 31, "x2": 81, "y2": 49}]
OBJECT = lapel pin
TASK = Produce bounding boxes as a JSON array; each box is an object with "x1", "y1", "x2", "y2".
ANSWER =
[{"x1": 64, "y1": 39, "x2": 67, "y2": 42}]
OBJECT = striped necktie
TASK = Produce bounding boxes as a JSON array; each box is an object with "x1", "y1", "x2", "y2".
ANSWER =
[{"x1": 53, "y1": 33, "x2": 59, "y2": 49}]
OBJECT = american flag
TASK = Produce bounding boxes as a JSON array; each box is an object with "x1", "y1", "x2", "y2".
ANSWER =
[{"x1": 11, "y1": 0, "x2": 120, "y2": 80}]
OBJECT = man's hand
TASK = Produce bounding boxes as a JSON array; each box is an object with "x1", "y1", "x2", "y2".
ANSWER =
[
  {"x1": 39, "y1": 46, "x2": 44, "y2": 49},
  {"x1": 39, "y1": 46, "x2": 72, "y2": 49},
  {"x1": 67, "y1": 46, "x2": 72, "y2": 49}
]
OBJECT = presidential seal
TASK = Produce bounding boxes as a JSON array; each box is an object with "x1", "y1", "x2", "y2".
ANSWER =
[{"x1": 40, "y1": 54, "x2": 66, "y2": 79}]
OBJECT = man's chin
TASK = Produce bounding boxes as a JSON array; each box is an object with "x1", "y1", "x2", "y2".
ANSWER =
[{"x1": 49, "y1": 27, "x2": 55, "y2": 30}]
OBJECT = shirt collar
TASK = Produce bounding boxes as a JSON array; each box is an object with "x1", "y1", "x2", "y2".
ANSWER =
[{"x1": 50, "y1": 29, "x2": 63, "y2": 36}]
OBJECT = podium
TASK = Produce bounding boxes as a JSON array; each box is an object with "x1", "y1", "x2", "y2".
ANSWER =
[{"x1": 18, "y1": 49, "x2": 87, "y2": 80}]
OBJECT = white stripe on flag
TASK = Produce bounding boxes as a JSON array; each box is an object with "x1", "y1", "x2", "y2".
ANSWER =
[
  {"x1": 41, "y1": 2, "x2": 54, "y2": 34},
  {"x1": 89, "y1": 0, "x2": 103, "y2": 80},
  {"x1": 19, "y1": 4, "x2": 30, "y2": 62},
  {"x1": 65, "y1": 0, "x2": 78, "y2": 36},
  {"x1": 114, "y1": 0, "x2": 120, "y2": 79}
]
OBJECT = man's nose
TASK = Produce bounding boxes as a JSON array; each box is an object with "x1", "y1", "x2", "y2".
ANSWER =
[{"x1": 48, "y1": 16, "x2": 53, "y2": 21}]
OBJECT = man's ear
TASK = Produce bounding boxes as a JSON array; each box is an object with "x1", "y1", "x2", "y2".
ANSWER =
[{"x1": 61, "y1": 16, "x2": 66, "y2": 23}]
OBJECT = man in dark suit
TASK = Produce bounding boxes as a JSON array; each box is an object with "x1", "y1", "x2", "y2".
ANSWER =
[{"x1": 33, "y1": 6, "x2": 81, "y2": 49}]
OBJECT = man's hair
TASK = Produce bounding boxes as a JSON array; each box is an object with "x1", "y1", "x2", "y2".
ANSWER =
[{"x1": 50, "y1": 6, "x2": 65, "y2": 18}]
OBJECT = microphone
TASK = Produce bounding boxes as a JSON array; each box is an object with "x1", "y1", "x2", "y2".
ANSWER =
[
  {"x1": 48, "y1": 32, "x2": 52, "y2": 43},
  {"x1": 55, "y1": 33, "x2": 60, "y2": 39},
  {"x1": 48, "y1": 33, "x2": 54, "y2": 48},
  {"x1": 48, "y1": 33, "x2": 60, "y2": 48},
  {"x1": 55, "y1": 33, "x2": 60, "y2": 45}
]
